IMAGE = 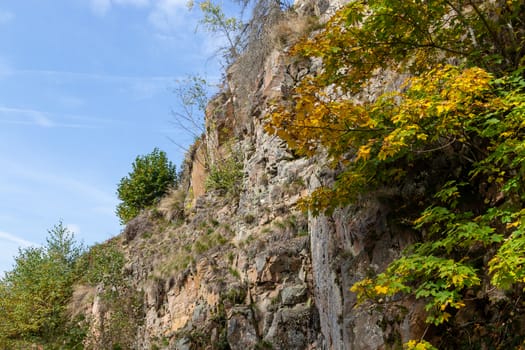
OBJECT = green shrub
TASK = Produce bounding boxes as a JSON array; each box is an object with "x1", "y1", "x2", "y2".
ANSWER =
[
  {"x1": 76, "y1": 242, "x2": 143, "y2": 349},
  {"x1": 205, "y1": 149, "x2": 243, "y2": 198},
  {"x1": 77, "y1": 241, "x2": 125, "y2": 288},
  {"x1": 116, "y1": 148, "x2": 178, "y2": 224},
  {"x1": 0, "y1": 222, "x2": 85, "y2": 344}
]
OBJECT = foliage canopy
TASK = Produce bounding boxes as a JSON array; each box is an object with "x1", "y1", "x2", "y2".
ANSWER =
[
  {"x1": 116, "y1": 148, "x2": 178, "y2": 224},
  {"x1": 0, "y1": 222, "x2": 85, "y2": 348},
  {"x1": 0, "y1": 222, "x2": 132, "y2": 348},
  {"x1": 266, "y1": 0, "x2": 525, "y2": 347}
]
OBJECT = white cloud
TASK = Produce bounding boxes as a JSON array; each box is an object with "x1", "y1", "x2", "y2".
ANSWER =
[
  {"x1": 147, "y1": 0, "x2": 231, "y2": 67},
  {"x1": 0, "y1": 106, "x2": 54, "y2": 127},
  {"x1": 0, "y1": 231, "x2": 37, "y2": 248},
  {"x1": 23, "y1": 168, "x2": 117, "y2": 205},
  {"x1": 0, "y1": 160, "x2": 118, "y2": 218},
  {"x1": 7, "y1": 163, "x2": 117, "y2": 206},
  {"x1": 90, "y1": 0, "x2": 150, "y2": 16},
  {"x1": 114, "y1": 0, "x2": 150, "y2": 6},
  {"x1": 90, "y1": 0, "x2": 112, "y2": 16},
  {"x1": 16, "y1": 68, "x2": 173, "y2": 84},
  {"x1": 10, "y1": 69, "x2": 175, "y2": 102},
  {"x1": 0, "y1": 232, "x2": 39, "y2": 277},
  {"x1": 33, "y1": 114, "x2": 55, "y2": 127},
  {"x1": 148, "y1": 0, "x2": 188, "y2": 33},
  {"x1": 84, "y1": 0, "x2": 218, "y2": 64},
  {"x1": 0, "y1": 10, "x2": 14, "y2": 24},
  {"x1": 87, "y1": 0, "x2": 190, "y2": 29},
  {"x1": 0, "y1": 105, "x2": 105, "y2": 129}
]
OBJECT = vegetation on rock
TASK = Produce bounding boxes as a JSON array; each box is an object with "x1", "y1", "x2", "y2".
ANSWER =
[
  {"x1": 116, "y1": 148, "x2": 178, "y2": 224},
  {"x1": 5, "y1": 0, "x2": 525, "y2": 348},
  {"x1": 0, "y1": 221, "x2": 139, "y2": 348},
  {"x1": 190, "y1": 0, "x2": 245, "y2": 62},
  {"x1": 266, "y1": 0, "x2": 525, "y2": 347},
  {"x1": 206, "y1": 146, "x2": 244, "y2": 198},
  {"x1": 0, "y1": 222, "x2": 85, "y2": 348}
]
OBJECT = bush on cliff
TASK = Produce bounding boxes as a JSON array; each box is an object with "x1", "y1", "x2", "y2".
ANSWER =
[{"x1": 116, "y1": 148, "x2": 178, "y2": 224}]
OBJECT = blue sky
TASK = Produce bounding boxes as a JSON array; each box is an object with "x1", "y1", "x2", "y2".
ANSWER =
[{"x1": 0, "y1": 0, "x2": 228, "y2": 275}]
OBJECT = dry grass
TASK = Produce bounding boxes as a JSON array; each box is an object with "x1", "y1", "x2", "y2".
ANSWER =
[
  {"x1": 68, "y1": 284, "x2": 96, "y2": 319},
  {"x1": 158, "y1": 188, "x2": 187, "y2": 223},
  {"x1": 269, "y1": 12, "x2": 319, "y2": 49}
]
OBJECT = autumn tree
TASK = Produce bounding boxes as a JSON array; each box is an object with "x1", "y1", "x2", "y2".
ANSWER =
[{"x1": 266, "y1": 0, "x2": 525, "y2": 348}]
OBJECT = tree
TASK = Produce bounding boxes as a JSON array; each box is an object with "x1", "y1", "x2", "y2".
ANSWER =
[
  {"x1": 116, "y1": 148, "x2": 178, "y2": 224},
  {"x1": 266, "y1": 0, "x2": 525, "y2": 347},
  {"x1": 0, "y1": 222, "x2": 84, "y2": 346},
  {"x1": 189, "y1": 0, "x2": 246, "y2": 63},
  {"x1": 170, "y1": 74, "x2": 210, "y2": 145}
]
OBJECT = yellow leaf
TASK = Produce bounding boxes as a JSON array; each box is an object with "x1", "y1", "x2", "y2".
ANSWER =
[
  {"x1": 374, "y1": 285, "x2": 389, "y2": 295},
  {"x1": 416, "y1": 133, "x2": 428, "y2": 141},
  {"x1": 357, "y1": 145, "x2": 372, "y2": 161},
  {"x1": 406, "y1": 340, "x2": 417, "y2": 347},
  {"x1": 454, "y1": 301, "x2": 466, "y2": 309}
]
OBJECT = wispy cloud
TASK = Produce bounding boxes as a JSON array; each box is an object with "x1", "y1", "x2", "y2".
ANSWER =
[
  {"x1": 147, "y1": 0, "x2": 231, "y2": 66},
  {"x1": 12, "y1": 69, "x2": 177, "y2": 101},
  {"x1": 0, "y1": 105, "x2": 128, "y2": 129},
  {"x1": 1, "y1": 159, "x2": 118, "y2": 208},
  {"x1": 0, "y1": 106, "x2": 55, "y2": 127},
  {"x1": 0, "y1": 10, "x2": 14, "y2": 24},
  {"x1": 0, "y1": 231, "x2": 37, "y2": 248},
  {"x1": 114, "y1": 0, "x2": 150, "y2": 6},
  {"x1": 0, "y1": 232, "x2": 39, "y2": 277},
  {"x1": 90, "y1": 0, "x2": 112, "y2": 16},
  {"x1": 90, "y1": 0, "x2": 150, "y2": 16},
  {"x1": 16, "y1": 68, "x2": 175, "y2": 82},
  {"x1": 87, "y1": 0, "x2": 194, "y2": 34},
  {"x1": 0, "y1": 106, "x2": 94, "y2": 128},
  {"x1": 88, "y1": 0, "x2": 189, "y2": 28},
  {"x1": 148, "y1": 0, "x2": 188, "y2": 33},
  {"x1": 84, "y1": 0, "x2": 223, "y2": 67},
  {"x1": 33, "y1": 114, "x2": 55, "y2": 127}
]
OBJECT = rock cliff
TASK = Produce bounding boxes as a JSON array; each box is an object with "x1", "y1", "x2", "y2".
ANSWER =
[{"x1": 79, "y1": 1, "x2": 427, "y2": 348}]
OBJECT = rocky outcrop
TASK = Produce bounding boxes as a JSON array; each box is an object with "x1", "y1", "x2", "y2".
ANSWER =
[{"x1": 79, "y1": 0, "x2": 431, "y2": 349}]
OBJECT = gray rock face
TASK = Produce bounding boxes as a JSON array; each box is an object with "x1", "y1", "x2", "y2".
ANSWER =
[
  {"x1": 80, "y1": 0, "x2": 429, "y2": 349},
  {"x1": 281, "y1": 284, "x2": 308, "y2": 306},
  {"x1": 309, "y1": 187, "x2": 423, "y2": 349},
  {"x1": 227, "y1": 307, "x2": 259, "y2": 350},
  {"x1": 265, "y1": 303, "x2": 316, "y2": 350}
]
